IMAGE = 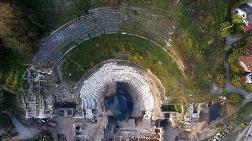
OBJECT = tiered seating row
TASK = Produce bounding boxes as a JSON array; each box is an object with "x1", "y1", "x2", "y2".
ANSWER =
[
  {"x1": 121, "y1": 8, "x2": 176, "y2": 47},
  {"x1": 79, "y1": 62, "x2": 154, "y2": 118},
  {"x1": 33, "y1": 7, "x2": 175, "y2": 66},
  {"x1": 32, "y1": 7, "x2": 126, "y2": 66}
]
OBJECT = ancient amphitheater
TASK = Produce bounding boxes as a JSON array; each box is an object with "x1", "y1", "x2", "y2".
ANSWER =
[
  {"x1": 79, "y1": 60, "x2": 162, "y2": 119},
  {"x1": 25, "y1": 6, "x2": 180, "y2": 141},
  {"x1": 32, "y1": 7, "x2": 181, "y2": 68}
]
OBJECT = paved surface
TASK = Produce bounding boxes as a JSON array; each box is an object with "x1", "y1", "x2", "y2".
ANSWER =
[
  {"x1": 224, "y1": 56, "x2": 252, "y2": 101},
  {"x1": 225, "y1": 82, "x2": 252, "y2": 100},
  {"x1": 163, "y1": 127, "x2": 180, "y2": 141},
  {"x1": 54, "y1": 118, "x2": 75, "y2": 141},
  {"x1": 225, "y1": 34, "x2": 242, "y2": 46}
]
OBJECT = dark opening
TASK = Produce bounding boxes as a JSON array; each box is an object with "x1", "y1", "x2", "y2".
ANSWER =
[{"x1": 105, "y1": 82, "x2": 133, "y2": 121}]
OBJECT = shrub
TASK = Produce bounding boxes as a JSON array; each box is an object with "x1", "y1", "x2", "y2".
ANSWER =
[
  {"x1": 230, "y1": 63, "x2": 242, "y2": 74},
  {"x1": 231, "y1": 74, "x2": 243, "y2": 87},
  {"x1": 216, "y1": 73, "x2": 225, "y2": 86},
  {"x1": 243, "y1": 84, "x2": 252, "y2": 92},
  {"x1": 232, "y1": 15, "x2": 244, "y2": 24},
  {"x1": 227, "y1": 93, "x2": 243, "y2": 106},
  {"x1": 220, "y1": 22, "x2": 231, "y2": 38},
  {"x1": 202, "y1": 72, "x2": 213, "y2": 83},
  {"x1": 228, "y1": 47, "x2": 248, "y2": 64}
]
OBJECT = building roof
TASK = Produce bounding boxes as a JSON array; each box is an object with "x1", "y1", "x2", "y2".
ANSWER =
[
  {"x1": 239, "y1": 3, "x2": 252, "y2": 14},
  {"x1": 85, "y1": 109, "x2": 94, "y2": 119},
  {"x1": 247, "y1": 44, "x2": 252, "y2": 54},
  {"x1": 238, "y1": 3, "x2": 252, "y2": 25},
  {"x1": 243, "y1": 23, "x2": 252, "y2": 32},
  {"x1": 239, "y1": 55, "x2": 252, "y2": 72},
  {"x1": 245, "y1": 73, "x2": 252, "y2": 84},
  {"x1": 239, "y1": 44, "x2": 252, "y2": 72}
]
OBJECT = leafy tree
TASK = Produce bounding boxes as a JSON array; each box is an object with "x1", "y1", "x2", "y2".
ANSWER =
[
  {"x1": 0, "y1": 41, "x2": 26, "y2": 91},
  {"x1": 232, "y1": 14, "x2": 244, "y2": 24},
  {"x1": 0, "y1": 2, "x2": 39, "y2": 54},
  {"x1": 216, "y1": 73, "x2": 225, "y2": 86},
  {"x1": 244, "y1": 84, "x2": 252, "y2": 92},
  {"x1": 227, "y1": 93, "x2": 243, "y2": 106},
  {"x1": 220, "y1": 22, "x2": 232, "y2": 38},
  {"x1": 231, "y1": 74, "x2": 243, "y2": 87},
  {"x1": 222, "y1": 92, "x2": 243, "y2": 116},
  {"x1": 230, "y1": 64, "x2": 241, "y2": 74},
  {"x1": 228, "y1": 47, "x2": 248, "y2": 74},
  {"x1": 202, "y1": 72, "x2": 213, "y2": 83}
]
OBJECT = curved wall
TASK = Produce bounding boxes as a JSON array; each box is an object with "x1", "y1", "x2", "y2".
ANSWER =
[{"x1": 80, "y1": 61, "x2": 155, "y2": 119}]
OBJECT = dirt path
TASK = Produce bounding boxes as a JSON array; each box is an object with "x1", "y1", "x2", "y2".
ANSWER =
[{"x1": 225, "y1": 82, "x2": 252, "y2": 100}]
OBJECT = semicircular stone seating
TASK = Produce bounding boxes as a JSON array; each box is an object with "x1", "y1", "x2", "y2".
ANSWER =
[
  {"x1": 32, "y1": 7, "x2": 175, "y2": 67},
  {"x1": 30, "y1": 7, "x2": 174, "y2": 119},
  {"x1": 80, "y1": 62, "x2": 155, "y2": 119},
  {"x1": 32, "y1": 7, "x2": 127, "y2": 66}
]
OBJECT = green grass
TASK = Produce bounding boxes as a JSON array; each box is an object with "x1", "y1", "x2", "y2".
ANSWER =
[
  {"x1": 227, "y1": 29, "x2": 252, "y2": 88},
  {"x1": 62, "y1": 34, "x2": 186, "y2": 97},
  {"x1": 239, "y1": 101, "x2": 252, "y2": 121},
  {"x1": 175, "y1": 0, "x2": 228, "y2": 92},
  {"x1": 0, "y1": 45, "x2": 26, "y2": 91},
  {"x1": 12, "y1": 0, "x2": 90, "y2": 32},
  {"x1": 243, "y1": 84, "x2": 252, "y2": 92},
  {"x1": 161, "y1": 104, "x2": 182, "y2": 112}
]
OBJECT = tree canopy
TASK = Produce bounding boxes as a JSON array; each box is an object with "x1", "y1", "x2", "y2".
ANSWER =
[{"x1": 0, "y1": 2, "x2": 39, "y2": 54}]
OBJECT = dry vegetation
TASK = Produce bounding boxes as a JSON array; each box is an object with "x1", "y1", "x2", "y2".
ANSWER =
[
  {"x1": 174, "y1": 0, "x2": 228, "y2": 92},
  {"x1": 0, "y1": 2, "x2": 39, "y2": 53},
  {"x1": 0, "y1": 2, "x2": 40, "y2": 91}
]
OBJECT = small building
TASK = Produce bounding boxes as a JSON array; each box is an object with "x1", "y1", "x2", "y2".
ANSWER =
[
  {"x1": 84, "y1": 109, "x2": 94, "y2": 119},
  {"x1": 55, "y1": 108, "x2": 74, "y2": 117},
  {"x1": 185, "y1": 103, "x2": 201, "y2": 123},
  {"x1": 239, "y1": 45, "x2": 252, "y2": 72},
  {"x1": 23, "y1": 94, "x2": 53, "y2": 119},
  {"x1": 245, "y1": 73, "x2": 252, "y2": 84},
  {"x1": 235, "y1": 1, "x2": 252, "y2": 32}
]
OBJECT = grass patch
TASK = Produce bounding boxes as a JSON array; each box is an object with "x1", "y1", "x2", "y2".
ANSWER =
[
  {"x1": 11, "y1": 0, "x2": 90, "y2": 32},
  {"x1": 161, "y1": 105, "x2": 182, "y2": 113},
  {"x1": 0, "y1": 44, "x2": 26, "y2": 92},
  {"x1": 228, "y1": 30, "x2": 252, "y2": 88},
  {"x1": 243, "y1": 84, "x2": 252, "y2": 92},
  {"x1": 239, "y1": 101, "x2": 252, "y2": 122},
  {"x1": 175, "y1": 0, "x2": 228, "y2": 91},
  {"x1": 62, "y1": 34, "x2": 186, "y2": 97}
]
